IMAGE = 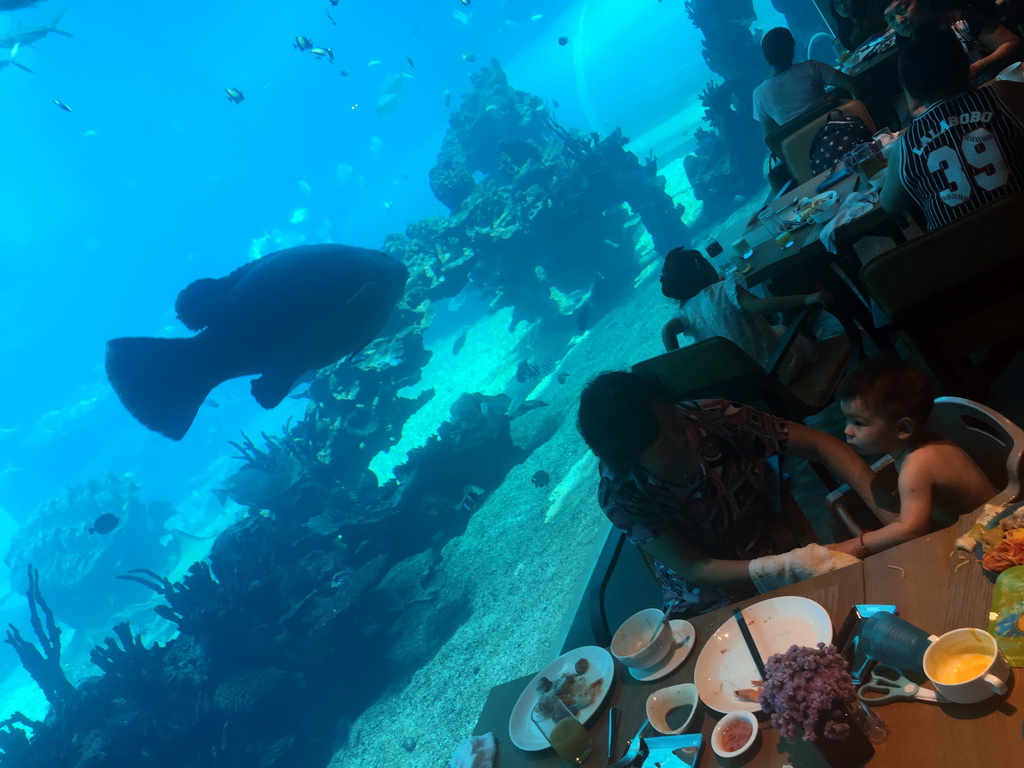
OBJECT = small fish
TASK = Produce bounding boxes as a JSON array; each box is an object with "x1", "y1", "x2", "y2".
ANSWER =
[
  {"x1": 452, "y1": 329, "x2": 467, "y2": 355},
  {"x1": 461, "y1": 491, "x2": 482, "y2": 511},
  {"x1": 558, "y1": 36, "x2": 569, "y2": 46},
  {"x1": 340, "y1": 69, "x2": 350, "y2": 77},
  {"x1": 204, "y1": 398, "x2": 220, "y2": 408},
  {"x1": 552, "y1": 99, "x2": 559, "y2": 108},
  {"x1": 311, "y1": 47, "x2": 334, "y2": 62},
  {"x1": 531, "y1": 470, "x2": 550, "y2": 488},
  {"x1": 405, "y1": 55, "x2": 415, "y2": 68},
  {"x1": 53, "y1": 99, "x2": 72, "y2": 112},
  {"x1": 367, "y1": 59, "x2": 381, "y2": 66},
  {"x1": 443, "y1": 89, "x2": 451, "y2": 107},
  {"x1": 517, "y1": 360, "x2": 539, "y2": 383},
  {"x1": 326, "y1": 10, "x2": 336, "y2": 25},
  {"x1": 530, "y1": 14, "x2": 543, "y2": 21},
  {"x1": 382, "y1": 201, "x2": 393, "y2": 210},
  {"x1": 462, "y1": 52, "x2": 476, "y2": 62},
  {"x1": 294, "y1": 36, "x2": 313, "y2": 51},
  {"x1": 329, "y1": 0, "x2": 338, "y2": 5},
  {"x1": 459, "y1": 0, "x2": 470, "y2": 5},
  {"x1": 225, "y1": 88, "x2": 244, "y2": 104},
  {"x1": 89, "y1": 513, "x2": 120, "y2": 535}
]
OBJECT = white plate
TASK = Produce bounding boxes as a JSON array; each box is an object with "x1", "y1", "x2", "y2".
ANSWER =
[
  {"x1": 628, "y1": 619, "x2": 696, "y2": 681},
  {"x1": 508, "y1": 645, "x2": 614, "y2": 751},
  {"x1": 693, "y1": 596, "x2": 832, "y2": 714}
]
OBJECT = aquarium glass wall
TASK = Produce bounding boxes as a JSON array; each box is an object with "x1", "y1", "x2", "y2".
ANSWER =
[{"x1": 0, "y1": 0, "x2": 830, "y2": 765}]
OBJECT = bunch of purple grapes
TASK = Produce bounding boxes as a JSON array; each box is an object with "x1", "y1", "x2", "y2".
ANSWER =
[{"x1": 758, "y1": 642, "x2": 857, "y2": 742}]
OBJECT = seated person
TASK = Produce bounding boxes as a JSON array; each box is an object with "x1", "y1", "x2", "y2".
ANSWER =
[
  {"x1": 885, "y1": 0, "x2": 1023, "y2": 81},
  {"x1": 659, "y1": 247, "x2": 828, "y2": 384},
  {"x1": 833, "y1": 0, "x2": 890, "y2": 51},
  {"x1": 753, "y1": 27, "x2": 862, "y2": 134},
  {"x1": 880, "y1": 27, "x2": 1024, "y2": 229},
  {"x1": 577, "y1": 371, "x2": 891, "y2": 616},
  {"x1": 830, "y1": 357, "x2": 997, "y2": 557}
]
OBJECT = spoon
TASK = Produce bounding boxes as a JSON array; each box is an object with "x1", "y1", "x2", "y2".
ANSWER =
[{"x1": 647, "y1": 600, "x2": 678, "y2": 645}]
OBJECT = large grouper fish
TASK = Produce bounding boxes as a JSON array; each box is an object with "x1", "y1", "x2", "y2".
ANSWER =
[{"x1": 106, "y1": 244, "x2": 409, "y2": 440}]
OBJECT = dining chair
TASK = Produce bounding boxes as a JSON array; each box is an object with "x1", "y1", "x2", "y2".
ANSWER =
[
  {"x1": 631, "y1": 304, "x2": 860, "y2": 425},
  {"x1": 764, "y1": 98, "x2": 841, "y2": 191},
  {"x1": 859, "y1": 194, "x2": 1024, "y2": 398},
  {"x1": 830, "y1": 396, "x2": 1024, "y2": 537},
  {"x1": 777, "y1": 99, "x2": 877, "y2": 185}
]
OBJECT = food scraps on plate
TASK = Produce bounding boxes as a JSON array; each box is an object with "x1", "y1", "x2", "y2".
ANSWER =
[{"x1": 534, "y1": 656, "x2": 605, "y2": 715}]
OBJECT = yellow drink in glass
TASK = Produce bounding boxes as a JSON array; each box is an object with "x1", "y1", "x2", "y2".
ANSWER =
[
  {"x1": 774, "y1": 230, "x2": 793, "y2": 248},
  {"x1": 549, "y1": 717, "x2": 593, "y2": 764}
]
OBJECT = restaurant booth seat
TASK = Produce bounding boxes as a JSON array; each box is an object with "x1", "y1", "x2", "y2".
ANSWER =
[
  {"x1": 830, "y1": 396, "x2": 1024, "y2": 537},
  {"x1": 777, "y1": 99, "x2": 877, "y2": 184},
  {"x1": 764, "y1": 98, "x2": 842, "y2": 192},
  {"x1": 860, "y1": 194, "x2": 1024, "y2": 398}
]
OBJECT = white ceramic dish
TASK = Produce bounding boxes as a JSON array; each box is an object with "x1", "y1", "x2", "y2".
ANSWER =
[
  {"x1": 612, "y1": 608, "x2": 675, "y2": 670},
  {"x1": 792, "y1": 191, "x2": 839, "y2": 224},
  {"x1": 627, "y1": 619, "x2": 696, "y2": 682},
  {"x1": 711, "y1": 710, "x2": 759, "y2": 758},
  {"x1": 693, "y1": 596, "x2": 832, "y2": 714},
  {"x1": 508, "y1": 645, "x2": 614, "y2": 751},
  {"x1": 646, "y1": 682, "x2": 701, "y2": 735}
]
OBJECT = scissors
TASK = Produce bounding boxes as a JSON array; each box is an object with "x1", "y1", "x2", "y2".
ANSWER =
[{"x1": 858, "y1": 663, "x2": 944, "y2": 705}]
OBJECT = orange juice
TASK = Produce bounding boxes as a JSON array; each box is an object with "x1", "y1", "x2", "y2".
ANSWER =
[
  {"x1": 930, "y1": 652, "x2": 993, "y2": 684},
  {"x1": 774, "y1": 230, "x2": 793, "y2": 248},
  {"x1": 549, "y1": 717, "x2": 593, "y2": 763}
]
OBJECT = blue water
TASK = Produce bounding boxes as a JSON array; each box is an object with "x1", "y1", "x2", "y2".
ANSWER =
[{"x1": 0, "y1": 0, "x2": 796, "y2": 762}]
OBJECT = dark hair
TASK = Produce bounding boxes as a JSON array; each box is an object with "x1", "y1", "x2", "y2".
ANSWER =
[
  {"x1": 899, "y1": 27, "x2": 970, "y2": 102},
  {"x1": 761, "y1": 27, "x2": 795, "y2": 69},
  {"x1": 577, "y1": 371, "x2": 673, "y2": 473},
  {"x1": 661, "y1": 247, "x2": 716, "y2": 303},
  {"x1": 838, "y1": 357, "x2": 934, "y2": 427}
]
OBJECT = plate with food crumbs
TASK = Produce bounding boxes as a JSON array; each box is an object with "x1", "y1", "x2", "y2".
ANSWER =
[
  {"x1": 693, "y1": 596, "x2": 831, "y2": 714},
  {"x1": 509, "y1": 645, "x2": 613, "y2": 750}
]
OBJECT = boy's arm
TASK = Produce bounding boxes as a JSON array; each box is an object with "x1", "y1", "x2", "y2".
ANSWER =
[
  {"x1": 829, "y1": 455, "x2": 934, "y2": 556},
  {"x1": 662, "y1": 318, "x2": 684, "y2": 351},
  {"x1": 735, "y1": 286, "x2": 830, "y2": 316}
]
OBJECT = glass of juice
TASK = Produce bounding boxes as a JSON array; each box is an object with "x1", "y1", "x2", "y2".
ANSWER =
[
  {"x1": 757, "y1": 208, "x2": 796, "y2": 250},
  {"x1": 531, "y1": 694, "x2": 593, "y2": 764}
]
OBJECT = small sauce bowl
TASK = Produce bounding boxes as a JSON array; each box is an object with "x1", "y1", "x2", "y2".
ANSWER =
[
  {"x1": 646, "y1": 682, "x2": 700, "y2": 735},
  {"x1": 711, "y1": 710, "x2": 758, "y2": 758}
]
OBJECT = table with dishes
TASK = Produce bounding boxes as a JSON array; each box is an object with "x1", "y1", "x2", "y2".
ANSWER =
[{"x1": 473, "y1": 510, "x2": 1024, "y2": 767}]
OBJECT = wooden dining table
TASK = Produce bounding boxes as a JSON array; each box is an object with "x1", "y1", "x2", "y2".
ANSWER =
[{"x1": 472, "y1": 508, "x2": 1023, "y2": 767}]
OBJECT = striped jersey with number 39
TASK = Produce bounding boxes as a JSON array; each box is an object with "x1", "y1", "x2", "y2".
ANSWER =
[{"x1": 899, "y1": 87, "x2": 1024, "y2": 230}]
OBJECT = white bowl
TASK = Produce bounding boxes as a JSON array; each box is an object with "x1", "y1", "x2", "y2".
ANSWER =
[
  {"x1": 646, "y1": 682, "x2": 701, "y2": 735},
  {"x1": 711, "y1": 710, "x2": 759, "y2": 758},
  {"x1": 611, "y1": 608, "x2": 673, "y2": 670}
]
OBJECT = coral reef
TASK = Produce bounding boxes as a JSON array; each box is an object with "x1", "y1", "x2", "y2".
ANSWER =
[
  {"x1": 4, "y1": 475, "x2": 176, "y2": 629},
  {"x1": 390, "y1": 62, "x2": 689, "y2": 327}
]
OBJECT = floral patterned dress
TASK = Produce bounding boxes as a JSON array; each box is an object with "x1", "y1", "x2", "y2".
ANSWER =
[{"x1": 597, "y1": 400, "x2": 789, "y2": 616}]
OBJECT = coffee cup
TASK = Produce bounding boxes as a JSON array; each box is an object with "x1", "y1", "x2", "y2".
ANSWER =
[
  {"x1": 923, "y1": 628, "x2": 1010, "y2": 704},
  {"x1": 611, "y1": 608, "x2": 674, "y2": 670}
]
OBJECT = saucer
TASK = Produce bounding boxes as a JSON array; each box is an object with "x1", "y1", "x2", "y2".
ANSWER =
[{"x1": 628, "y1": 620, "x2": 696, "y2": 682}]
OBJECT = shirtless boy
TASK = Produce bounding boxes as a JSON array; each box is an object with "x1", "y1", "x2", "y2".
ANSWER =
[{"x1": 830, "y1": 357, "x2": 996, "y2": 557}]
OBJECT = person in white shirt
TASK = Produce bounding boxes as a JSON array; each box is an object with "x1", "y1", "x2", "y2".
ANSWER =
[{"x1": 753, "y1": 27, "x2": 862, "y2": 134}]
